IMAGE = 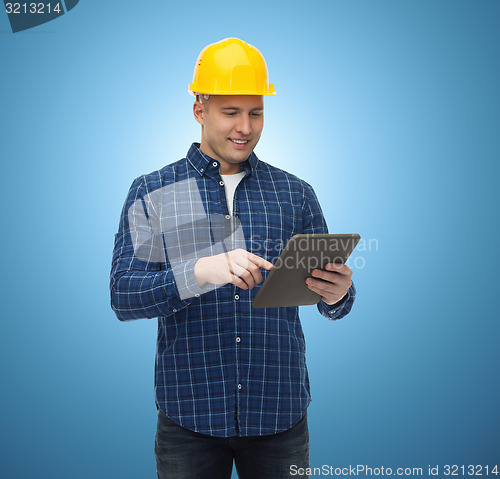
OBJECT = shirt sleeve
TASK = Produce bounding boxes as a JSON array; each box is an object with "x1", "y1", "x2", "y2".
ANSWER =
[
  {"x1": 109, "y1": 177, "x2": 210, "y2": 321},
  {"x1": 300, "y1": 181, "x2": 356, "y2": 321},
  {"x1": 317, "y1": 283, "x2": 356, "y2": 321}
]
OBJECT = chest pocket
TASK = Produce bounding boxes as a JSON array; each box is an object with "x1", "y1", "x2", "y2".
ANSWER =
[
  {"x1": 271, "y1": 202, "x2": 297, "y2": 239},
  {"x1": 243, "y1": 199, "x2": 298, "y2": 263}
]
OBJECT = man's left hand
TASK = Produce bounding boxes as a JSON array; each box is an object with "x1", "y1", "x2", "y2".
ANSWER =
[{"x1": 305, "y1": 263, "x2": 353, "y2": 306}]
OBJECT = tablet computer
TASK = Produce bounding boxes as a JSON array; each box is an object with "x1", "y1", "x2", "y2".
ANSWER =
[{"x1": 252, "y1": 233, "x2": 360, "y2": 308}]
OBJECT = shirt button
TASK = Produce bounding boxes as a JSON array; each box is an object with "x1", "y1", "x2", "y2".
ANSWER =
[
  {"x1": 236, "y1": 337, "x2": 241, "y2": 343},
  {"x1": 225, "y1": 215, "x2": 231, "y2": 220},
  {"x1": 234, "y1": 294, "x2": 239, "y2": 300},
  {"x1": 212, "y1": 162, "x2": 218, "y2": 167},
  {"x1": 195, "y1": 294, "x2": 200, "y2": 298},
  {"x1": 237, "y1": 384, "x2": 242, "y2": 390},
  {"x1": 172, "y1": 309, "x2": 177, "y2": 313},
  {"x1": 219, "y1": 180, "x2": 224, "y2": 186},
  {"x1": 200, "y1": 168, "x2": 204, "y2": 172}
]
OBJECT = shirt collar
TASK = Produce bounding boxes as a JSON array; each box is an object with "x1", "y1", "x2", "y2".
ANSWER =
[{"x1": 186, "y1": 143, "x2": 259, "y2": 177}]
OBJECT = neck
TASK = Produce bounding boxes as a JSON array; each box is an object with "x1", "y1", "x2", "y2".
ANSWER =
[{"x1": 220, "y1": 164, "x2": 243, "y2": 175}]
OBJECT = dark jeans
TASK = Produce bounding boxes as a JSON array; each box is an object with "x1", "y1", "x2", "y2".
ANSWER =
[{"x1": 155, "y1": 409, "x2": 310, "y2": 479}]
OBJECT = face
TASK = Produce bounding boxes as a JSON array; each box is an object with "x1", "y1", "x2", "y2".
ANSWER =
[{"x1": 194, "y1": 95, "x2": 264, "y2": 174}]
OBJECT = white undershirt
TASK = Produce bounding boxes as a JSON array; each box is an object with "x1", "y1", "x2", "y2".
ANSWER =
[{"x1": 220, "y1": 171, "x2": 246, "y2": 215}]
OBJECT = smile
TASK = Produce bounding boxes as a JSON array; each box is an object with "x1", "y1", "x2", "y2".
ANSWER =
[{"x1": 229, "y1": 138, "x2": 249, "y2": 145}]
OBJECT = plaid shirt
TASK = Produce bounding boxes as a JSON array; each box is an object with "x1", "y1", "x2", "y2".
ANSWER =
[{"x1": 110, "y1": 143, "x2": 356, "y2": 437}]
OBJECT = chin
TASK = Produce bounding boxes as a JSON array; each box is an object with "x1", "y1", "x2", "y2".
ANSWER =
[{"x1": 226, "y1": 152, "x2": 248, "y2": 163}]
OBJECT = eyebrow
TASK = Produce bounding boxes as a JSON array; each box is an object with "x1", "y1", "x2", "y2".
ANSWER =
[{"x1": 220, "y1": 106, "x2": 264, "y2": 112}]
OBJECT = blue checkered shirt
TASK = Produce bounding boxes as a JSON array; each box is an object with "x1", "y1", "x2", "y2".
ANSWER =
[{"x1": 110, "y1": 143, "x2": 356, "y2": 437}]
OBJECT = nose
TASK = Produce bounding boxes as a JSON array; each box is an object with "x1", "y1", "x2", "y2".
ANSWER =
[{"x1": 235, "y1": 115, "x2": 252, "y2": 136}]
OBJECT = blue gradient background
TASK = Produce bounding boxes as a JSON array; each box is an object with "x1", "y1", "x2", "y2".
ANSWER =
[{"x1": 1, "y1": 1, "x2": 499, "y2": 477}]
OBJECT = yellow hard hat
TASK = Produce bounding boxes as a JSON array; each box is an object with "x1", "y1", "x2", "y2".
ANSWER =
[{"x1": 189, "y1": 38, "x2": 276, "y2": 96}]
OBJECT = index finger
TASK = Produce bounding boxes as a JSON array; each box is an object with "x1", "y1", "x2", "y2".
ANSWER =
[{"x1": 245, "y1": 251, "x2": 274, "y2": 270}]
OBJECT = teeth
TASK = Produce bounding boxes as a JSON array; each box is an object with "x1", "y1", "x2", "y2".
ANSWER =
[{"x1": 231, "y1": 139, "x2": 248, "y2": 144}]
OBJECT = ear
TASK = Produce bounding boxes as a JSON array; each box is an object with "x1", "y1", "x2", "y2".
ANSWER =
[{"x1": 193, "y1": 101, "x2": 205, "y2": 126}]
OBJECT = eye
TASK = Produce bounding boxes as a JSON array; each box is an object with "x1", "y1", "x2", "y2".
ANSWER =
[
  {"x1": 251, "y1": 112, "x2": 263, "y2": 117},
  {"x1": 224, "y1": 112, "x2": 236, "y2": 117}
]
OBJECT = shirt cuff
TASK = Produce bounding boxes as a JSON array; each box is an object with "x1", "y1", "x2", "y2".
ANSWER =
[
  {"x1": 172, "y1": 257, "x2": 217, "y2": 300},
  {"x1": 317, "y1": 282, "x2": 356, "y2": 321}
]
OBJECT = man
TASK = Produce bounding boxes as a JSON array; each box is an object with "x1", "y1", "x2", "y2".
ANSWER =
[{"x1": 110, "y1": 38, "x2": 356, "y2": 479}]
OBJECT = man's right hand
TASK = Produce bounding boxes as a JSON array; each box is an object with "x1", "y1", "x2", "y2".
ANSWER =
[{"x1": 194, "y1": 249, "x2": 273, "y2": 290}]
